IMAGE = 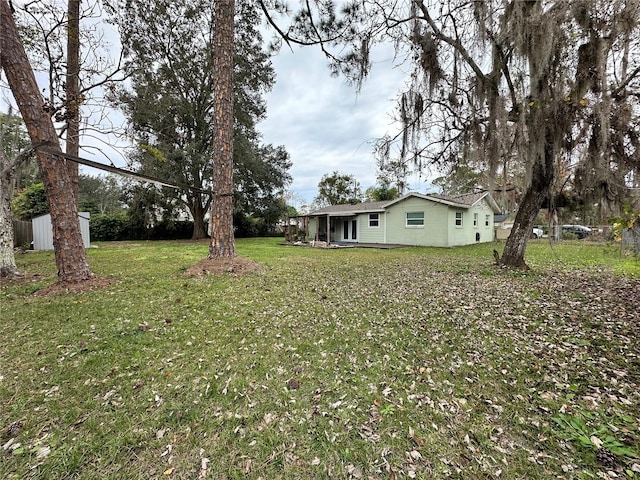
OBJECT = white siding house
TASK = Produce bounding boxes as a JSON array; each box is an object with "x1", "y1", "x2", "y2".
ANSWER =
[{"x1": 306, "y1": 192, "x2": 500, "y2": 247}]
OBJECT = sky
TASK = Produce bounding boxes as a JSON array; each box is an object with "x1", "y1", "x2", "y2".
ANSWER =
[
  {"x1": 259, "y1": 44, "x2": 433, "y2": 207},
  {"x1": 1, "y1": 6, "x2": 437, "y2": 208}
]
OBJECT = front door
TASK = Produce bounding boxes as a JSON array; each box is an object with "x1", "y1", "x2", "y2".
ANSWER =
[{"x1": 342, "y1": 219, "x2": 357, "y2": 242}]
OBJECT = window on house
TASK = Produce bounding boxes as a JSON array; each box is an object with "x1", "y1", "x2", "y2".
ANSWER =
[
  {"x1": 369, "y1": 213, "x2": 379, "y2": 227},
  {"x1": 455, "y1": 212, "x2": 463, "y2": 227},
  {"x1": 406, "y1": 212, "x2": 424, "y2": 227},
  {"x1": 473, "y1": 213, "x2": 478, "y2": 228},
  {"x1": 485, "y1": 214, "x2": 490, "y2": 227}
]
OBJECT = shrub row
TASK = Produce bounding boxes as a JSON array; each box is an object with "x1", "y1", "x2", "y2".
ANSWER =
[
  {"x1": 90, "y1": 214, "x2": 196, "y2": 241},
  {"x1": 90, "y1": 213, "x2": 284, "y2": 241}
]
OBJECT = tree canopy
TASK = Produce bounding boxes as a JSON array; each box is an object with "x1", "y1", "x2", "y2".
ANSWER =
[
  {"x1": 313, "y1": 171, "x2": 363, "y2": 207},
  {"x1": 364, "y1": 181, "x2": 400, "y2": 202},
  {"x1": 116, "y1": 0, "x2": 291, "y2": 240}
]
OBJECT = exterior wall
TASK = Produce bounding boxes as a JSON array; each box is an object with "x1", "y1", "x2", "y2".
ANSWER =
[
  {"x1": 332, "y1": 219, "x2": 342, "y2": 242},
  {"x1": 357, "y1": 212, "x2": 385, "y2": 243},
  {"x1": 446, "y1": 208, "x2": 468, "y2": 246},
  {"x1": 448, "y1": 200, "x2": 494, "y2": 247},
  {"x1": 475, "y1": 202, "x2": 496, "y2": 244},
  {"x1": 306, "y1": 196, "x2": 495, "y2": 247},
  {"x1": 32, "y1": 213, "x2": 90, "y2": 250},
  {"x1": 384, "y1": 197, "x2": 450, "y2": 246},
  {"x1": 447, "y1": 202, "x2": 494, "y2": 246}
]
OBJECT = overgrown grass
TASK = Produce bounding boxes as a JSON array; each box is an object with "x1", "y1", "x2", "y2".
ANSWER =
[{"x1": 1, "y1": 238, "x2": 638, "y2": 479}]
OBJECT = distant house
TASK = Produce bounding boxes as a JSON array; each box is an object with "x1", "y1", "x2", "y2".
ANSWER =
[
  {"x1": 305, "y1": 192, "x2": 500, "y2": 247},
  {"x1": 32, "y1": 212, "x2": 91, "y2": 250}
]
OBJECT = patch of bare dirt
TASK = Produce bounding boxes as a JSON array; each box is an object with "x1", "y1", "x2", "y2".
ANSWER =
[
  {"x1": 184, "y1": 256, "x2": 263, "y2": 277},
  {"x1": 33, "y1": 275, "x2": 119, "y2": 296}
]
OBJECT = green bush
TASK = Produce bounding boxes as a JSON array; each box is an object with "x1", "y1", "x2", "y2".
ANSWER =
[
  {"x1": 233, "y1": 212, "x2": 285, "y2": 237},
  {"x1": 150, "y1": 220, "x2": 195, "y2": 240},
  {"x1": 11, "y1": 182, "x2": 48, "y2": 220},
  {"x1": 90, "y1": 213, "x2": 130, "y2": 241},
  {"x1": 234, "y1": 213, "x2": 262, "y2": 238},
  {"x1": 90, "y1": 215, "x2": 196, "y2": 241}
]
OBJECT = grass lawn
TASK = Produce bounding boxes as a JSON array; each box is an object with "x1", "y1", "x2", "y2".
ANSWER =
[{"x1": 1, "y1": 238, "x2": 638, "y2": 479}]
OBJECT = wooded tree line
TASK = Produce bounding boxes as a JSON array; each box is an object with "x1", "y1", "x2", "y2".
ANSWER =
[{"x1": 2, "y1": 0, "x2": 639, "y2": 281}]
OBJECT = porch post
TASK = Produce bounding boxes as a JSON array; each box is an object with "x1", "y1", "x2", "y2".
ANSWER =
[
  {"x1": 326, "y1": 214, "x2": 330, "y2": 245},
  {"x1": 314, "y1": 216, "x2": 319, "y2": 242}
]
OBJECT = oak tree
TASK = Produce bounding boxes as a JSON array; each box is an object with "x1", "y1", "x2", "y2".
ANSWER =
[{"x1": 117, "y1": 0, "x2": 290, "y2": 241}]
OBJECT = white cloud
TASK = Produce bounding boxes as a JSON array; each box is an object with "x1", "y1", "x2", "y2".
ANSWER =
[{"x1": 260, "y1": 44, "x2": 409, "y2": 203}]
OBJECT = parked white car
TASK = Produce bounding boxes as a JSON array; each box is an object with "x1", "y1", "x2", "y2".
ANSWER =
[{"x1": 500, "y1": 224, "x2": 544, "y2": 239}]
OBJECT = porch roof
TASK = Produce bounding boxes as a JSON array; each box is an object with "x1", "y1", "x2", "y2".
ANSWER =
[{"x1": 307, "y1": 201, "x2": 388, "y2": 216}]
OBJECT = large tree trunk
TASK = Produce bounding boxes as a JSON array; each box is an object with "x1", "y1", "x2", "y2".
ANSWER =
[
  {"x1": 500, "y1": 185, "x2": 545, "y2": 270},
  {"x1": 208, "y1": 0, "x2": 236, "y2": 258},
  {"x1": 191, "y1": 197, "x2": 208, "y2": 240},
  {"x1": 501, "y1": 127, "x2": 555, "y2": 269},
  {"x1": 0, "y1": 149, "x2": 20, "y2": 278},
  {"x1": 1, "y1": 0, "x2": 92, "y2": 283},
  {"x1": 65, "y1": 0, "x2": 81, "y2": 205}
]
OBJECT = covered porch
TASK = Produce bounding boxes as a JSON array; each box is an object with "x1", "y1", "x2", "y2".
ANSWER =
[{"x1": 284, "y1": 213, "x2": 360, "y2": 245}]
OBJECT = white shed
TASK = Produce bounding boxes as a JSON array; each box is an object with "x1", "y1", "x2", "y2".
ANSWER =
[{"x1": 32, "y1": 212, "x2": 91, "y2": 250}]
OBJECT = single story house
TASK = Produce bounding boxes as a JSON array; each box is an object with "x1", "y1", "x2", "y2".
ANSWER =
[
  {"x1": 304, "y1": 192, "x2": 500, "y2": 247},
  {"x1": 32, "y1": 212, "x2": 91, "y2": 250}
]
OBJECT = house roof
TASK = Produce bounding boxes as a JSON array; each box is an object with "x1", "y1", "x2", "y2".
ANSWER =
[
  {"x1": 308, "y1": 200, "x2": 389, "y2": 216},
  {"x1": 432, "y1": 192, "x2": 489, "y2": 206},
  {"x1": 307, "y1": 191, "x2": 500, "y2": 216}
]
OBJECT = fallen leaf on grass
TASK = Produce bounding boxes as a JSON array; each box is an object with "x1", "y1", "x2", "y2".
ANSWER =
[
  {"x1": 590, "y1": 435, "x2": 603, "y2": 448},
  {"x1": 35, "y1": 446, "x2": 51, "y2": 458},
  {"x1": 407, "y1": 450, "x2": 422, "y2": 461},
  {"x1": 408, "y1": 426, "x2": 424, "y2": 447},
  {"x1": 200, "y1": 457, "x2": 209, "y2": 478},
  {"x1": 2, "y1": 438, "x2": 20, "y2": 452},
  {"x1": 346, "y1": 464, "x2": 363, "y2": 478}
]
